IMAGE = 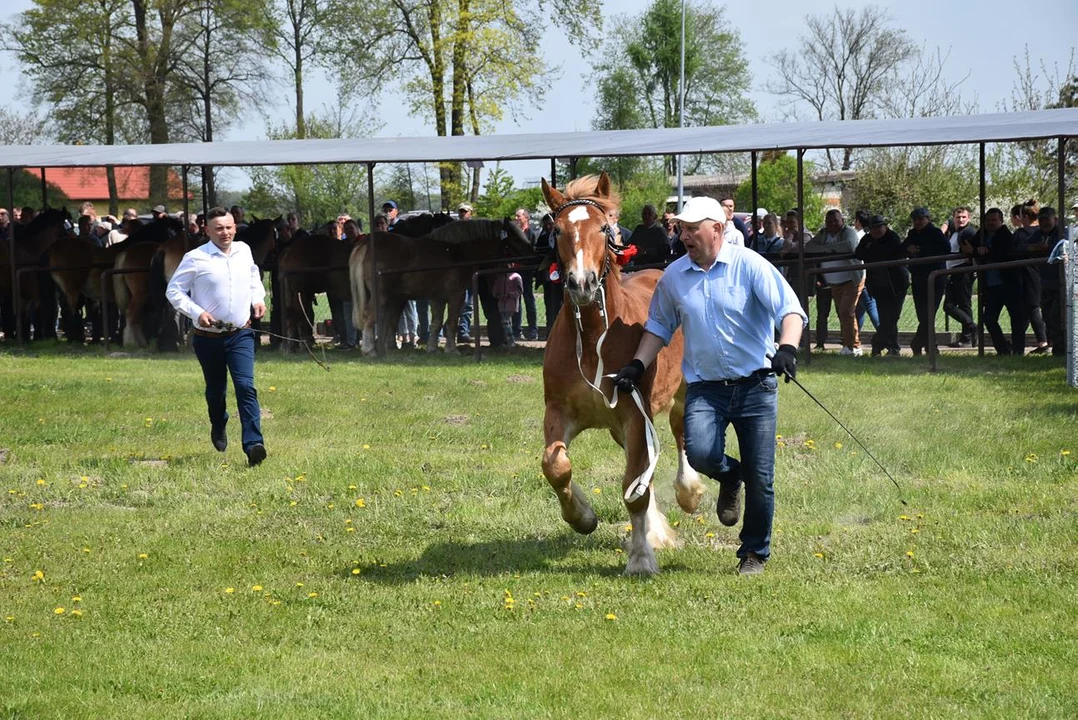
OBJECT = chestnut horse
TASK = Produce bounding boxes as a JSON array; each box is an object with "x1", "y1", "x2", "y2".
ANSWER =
[
  {"x1": 276, "y1": 233, "x2": 355, "y2": 348},
  {"x1": 0, "y1": 208, "x2": 73, "y2": 341},
  {"x1": 349, "y1": 218, "x2": 531, "y2": 355},
  {"x1": 540, "y1": 172, "x2": 705, "y2": 576}
]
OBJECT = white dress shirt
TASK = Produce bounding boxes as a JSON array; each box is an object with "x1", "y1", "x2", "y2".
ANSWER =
[{"x1": 165, "y1": 240, "x2": 266, "y2": 331}]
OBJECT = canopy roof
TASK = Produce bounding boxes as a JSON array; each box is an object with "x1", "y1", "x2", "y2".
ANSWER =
[{"x1": 3, "y1": 109, "x2": 1076, "y2": 169}]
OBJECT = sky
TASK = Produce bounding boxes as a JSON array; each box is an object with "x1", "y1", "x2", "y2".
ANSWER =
[{"x1": 1, "y1": 0, "x2": 1075, "y2": 192}]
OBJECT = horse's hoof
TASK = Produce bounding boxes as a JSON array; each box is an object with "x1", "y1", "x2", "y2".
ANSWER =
[
  {"x1": 624, "y1": 555, "x2": 660, "y2": 576},
  {"x1": 567, "y1": 508, "x2": 598, "y2": 535}
]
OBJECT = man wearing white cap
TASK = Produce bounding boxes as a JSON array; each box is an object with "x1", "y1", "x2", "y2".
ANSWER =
[{"x1": 612, "y1": 196, "x2": 807, "y2": 575}]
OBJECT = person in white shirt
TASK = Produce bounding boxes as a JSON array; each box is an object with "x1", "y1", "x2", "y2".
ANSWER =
[{"x1": 165, "y1": 207, "x2": 268, "y2": 466}]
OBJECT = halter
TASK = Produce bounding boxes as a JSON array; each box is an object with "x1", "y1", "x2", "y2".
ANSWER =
[{"x1": 551, "y1": 197, "x2": 660, "y2": 502}]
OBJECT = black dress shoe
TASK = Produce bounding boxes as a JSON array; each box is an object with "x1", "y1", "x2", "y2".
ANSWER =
[
  {"x1": 246, "y1": 443, "x2": 267, "y2": 466},
  {"x1": 211, "y1": 426, "x2": 227, "y2": 452}
]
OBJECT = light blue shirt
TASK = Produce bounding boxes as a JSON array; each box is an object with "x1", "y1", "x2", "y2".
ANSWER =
[{"x1": 644, "y1": 241, "x2": 807, "y2": 383}]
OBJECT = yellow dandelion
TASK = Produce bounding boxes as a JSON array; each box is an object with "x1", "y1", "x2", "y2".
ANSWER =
[
  {"x1": 624, "y1": 524, "x2": 632, "y2": 533},
  {"x1": 575, "y1": 603, "x2": 583, "y2": 610},
  {"x1": 705, "y1": 532, "x2": 715, "y2": 539},
  {"x1": 326, "y1": 503, "x2": 334, "y2": 509},
  {"x1": 289, "y1": 501, "x2": 297, "y2": 507},
  {"x1": 32, "y1": 570, "x2": 44, "y2": 581},
  {"x1": 106, "y1": 377, "x2": 112, "y2": 382},
  {"x1": 1061, "y1": 450, "x2": 1071, "y2": 457},
  {"x1": 355, "y1": 498, "x2": 366, "y2": 508},
  {"x1": 910, "y1": 528, "x2": 920, "y2": 534},
  {"x1": 433, "y1": 600, "x2": 442, "y2": 607},
  {"x1": 362, "y1": 444, "x2": 370, "y2": 450},
  {"x1": 269, "y1": 386, "x2": 277, "y2": 392},
  {"x1": 605, "y1": 613, "x2": 617, "y2": 621},
  {"x1": 905, "y1": 551, "x2": 915, "y2": 558},
  {"x1": 898, "y1": 515, "x2": 910, "y2": 521},
  {"x1": 36, "y1": 479, "x2": 46, "y2": 486},
  {"x1": 4, "y1": 616, "x2": 13, "y2": 623},
  {"x1": 296, "y1": 582, "x2": 304, "y2": 587},
  {"x1": 138, "y1": 553, "x2": 148, "y2": 559},
  {"x1": 833, "y1": 442, "x2": 843, "y2": 449},
  {"x1": 351, "y1": 568, "x2": 361, "y2": 575},
  {"x1": 481, "y1": 443, "x2": 489, "y2": 449},
  {"x1": 224, "y1": 587, "x2": 235, "y2": 594},
  {"x1": 82, "y1": 547, "x2": 91, "y2": 554},
  {"x1": 346, "y1": 527, "x2": 355, "y2": 533},
  {"x1": 422, "y1": 485, "x2": 431, "y2": 492},
  {"x1": 251, "y1": 585, "x2": 263, "y2": 592},
  {"x1": 593, "y1": 487, "x2": 602, "y2": 495},
  {"x1": 615, "y1": 548, "x2": 624, "y2": 554},
  {"x1": 53, "y1": 607, "x2": 65, "y2": 615},
  {"x1": 307, "y1": 592, "x2": 318, "y2": 598},
  {"x1": 71, "y1": 596, "x2": 81, "y2": 603},
  {"x1": 348, "y1": 484, "x2": 357, "y2": 490},
  {"x1": 576, "y1": 591, "x2": 587, "y2": 598},
  {"x1": 813, "y1": 552, "x2": 824, "y2": 559},
  {"x1": 393, "y1": 489, "x2": 403, "y2": 497},
  {"x1": 70, "y1": 609, "x2": 83, "y2": 618},
  {"x1": 29, "y1": 503, "x2": 43, "y2": 511}
]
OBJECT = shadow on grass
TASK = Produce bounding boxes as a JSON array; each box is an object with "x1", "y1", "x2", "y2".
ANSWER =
[{"x1": 342, "y1": 533, "x2": 664, "y2": 583}]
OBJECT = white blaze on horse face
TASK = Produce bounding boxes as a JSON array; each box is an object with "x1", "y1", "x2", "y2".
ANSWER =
[
  {"x1": 571, "y1": 248, "x2": 587, "y2": 288},
  {"x1": 567, "y1": 206, "x2": 590, "y2": 224}
]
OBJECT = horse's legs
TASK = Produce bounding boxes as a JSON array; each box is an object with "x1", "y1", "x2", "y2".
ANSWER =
[
  {"x1": 621, "y1": 412, "x2": 669, "y2": 576},
  {"x1": 670, "y1": 384, "x2": 705, "y2": 514},
  {"x1": 541, "y1": 406, "x2": 596, "y2": 534},
  {"x1": 426, "y1": 298, "x2": 444, "y2": 353}
]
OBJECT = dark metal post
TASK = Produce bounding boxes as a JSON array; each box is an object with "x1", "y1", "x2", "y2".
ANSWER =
[
  {"x1": 978, "y1": 142, "x2": 986, "y2": 356},
  {"x1": 797, "y1": 148, "x2": 807, "y2": 361},
  {"x1": 40, "y1": 167, "x2": 47, "y2": 208},
  {"x1": 202, "y1": 166, "x2": 210, "y2": 217},
  {"x1": 550, "y1": 158, "x2": 557, "y2": 188},
  {"x1": 181, "y1": 166, "x2": 190, "y2": 243},
  {"x1": 1058, "y1": 137, "x2": 1067, "y2": 218},
  {"x1": 569, "y1": 157, "x2": 578, "y2": 181},
  {"x1": 750, "y1": 151, "x2": 759, "y2": 242},
  {"x1": 7, "y1": 168, "x2": 21, "y2": 345},
  {"x1": 1059, "y1": 137, "x2": 1067, "y2": 358},
  {"x1": 367, "y1": 162, "x2": 382, "y2": 355}
]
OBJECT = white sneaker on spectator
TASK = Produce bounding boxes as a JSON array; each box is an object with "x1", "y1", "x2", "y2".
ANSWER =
[{"x1": 839, "y1": 346, "x2": 863, "y2": 357}]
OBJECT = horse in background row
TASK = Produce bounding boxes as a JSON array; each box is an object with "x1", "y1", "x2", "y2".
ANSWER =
[
  {"x1": 0, "y1": 208, "x2": 73, "y2": 341},
  {"x1": 350, "y1": 218, "x2": 531, "y2": 355},
  {"x1": 539, "y1": 172, "x2": 703, "y2": 576}
]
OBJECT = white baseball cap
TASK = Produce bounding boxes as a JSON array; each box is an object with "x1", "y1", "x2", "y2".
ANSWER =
[
  {"x1": 673, "y1": 196, "x2": 726, "y2": 223},
  {"x1": 755, "y1": 207, "x2": 769, "y2": 217}
]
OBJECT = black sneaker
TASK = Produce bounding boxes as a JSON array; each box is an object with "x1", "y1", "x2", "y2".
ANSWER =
[
  {"x1": 523, "y1": 328, "x2": 539, "y2": 341},
  {"x1": 211, "y1": 426, "x2": 227, "y2": 452},
  {"x1": 246, "y1": 443, "x2": 267, "y2": 467},
  {"x1": 738, "y1": 552, "x2": 766, "y2": 575},
  {"x1": 716, "y1": 481, "x2": 742, "y2": 527}
]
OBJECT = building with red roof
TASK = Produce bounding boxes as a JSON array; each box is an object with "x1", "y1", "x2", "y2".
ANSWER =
[{"x1": 24, "y1": 167, "x2": 190, "y2": 211}]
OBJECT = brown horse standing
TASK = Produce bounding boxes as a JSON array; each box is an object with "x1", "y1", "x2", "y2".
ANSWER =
[
  {"x1": 276, "y1": 233, "x2": 355, "y2": 349},
  {"x1": 0, "y1": 208, "x2": 72, "y2": 341},
  {"x1": 540, "y1": 172, "x2": 705, "y2": 576}
]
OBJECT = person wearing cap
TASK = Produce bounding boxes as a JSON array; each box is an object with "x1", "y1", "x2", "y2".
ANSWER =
[
  {"x1": 855, "y1": 215, "x2": 909, "y2": 356},
  {"x1": 165, "y1": 206, "x2": 268, "y2": 467},
  {"x1": 1022, "y1": 207, "x2": 1066, "y2": 354},
  {"x1": 1071, "y1": 201, "x2": 1078, "y2": 224},
  {"x1": 612, "y1": 196, "x2": 807, "y2": 576},
  {"x1": 902, "y1": 207, "x2": 949, "y2": 355},
  {"x1": 454, "y1": 203, "x2": 476, "y2": 342},
  {"x1": 457, "y1": 203, "x2": 473, "y2": 220},
  {"x1": 152, "y1": 204, "x2": 168, "y2": 221},
  {"x1": 805, "y1": 209, "x2": 865, "y2": 356},
  {"x1": 382, "y1": 200, "x2": 399, "y2": 228}
]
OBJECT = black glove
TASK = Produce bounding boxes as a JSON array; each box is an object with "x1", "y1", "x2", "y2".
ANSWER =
[
  {"x1": 613, "y1": 359, "x2": 646, "y2": 393},
  {"x1": 771, "y1": 344, "x2": 798, "y2": 383}
]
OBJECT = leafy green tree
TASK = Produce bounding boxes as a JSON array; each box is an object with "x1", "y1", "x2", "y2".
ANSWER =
[
  {"x1": 0, "y1": 170, "x2": 69, "y2": 212},
  {"x1": 594, "y1": 0, "x2": 754, "y2": 176},
  {"x1": 734, "y1": 154, "x2": 825, "y2": 226},
  {"x1": 474, "y1": 165, "x2": 541, "y2": 219}
]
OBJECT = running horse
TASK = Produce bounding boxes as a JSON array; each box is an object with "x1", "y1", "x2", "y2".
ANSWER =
[{"x1": 539, "y1": 172, "x2": 705, "y2": 575}]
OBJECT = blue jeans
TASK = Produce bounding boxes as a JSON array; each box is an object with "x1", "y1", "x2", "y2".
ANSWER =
[
  {"x1": 683, "y1": 375, "x2": 778, "y2": 560},
  {"x1": 857, "y1": 286, "x2": 879, "y2": 331},
  {"x1": 458, "y1": 290, "x2": 473, "y2": 338},
  {"x1": 416, "y1": 298, "x2": 430, "y2": 341},
  {"x1": 192, "y1": 329, "x2": 263, "y2": 453}
]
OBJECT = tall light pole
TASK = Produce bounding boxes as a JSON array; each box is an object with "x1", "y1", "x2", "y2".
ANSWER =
[{"x1": 676, "y1": 0, "x2": 686, "y2": 211}]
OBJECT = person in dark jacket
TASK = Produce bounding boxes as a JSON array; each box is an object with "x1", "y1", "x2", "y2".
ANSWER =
[
  {"x1": 1022, "y1": 207, "x2": 1066, "y2": 354},
  {"x1": 902, "y1": 207, "x2": 950, "y2": 355},
  {"x1": 942, "y1": 206, "x2": 979, "y2": 346},
  {"x1": 628, "y1": 204, "x2": 671, "y2": 266},
  {"x1": 855, "y1": 215, "x2": 909, "y2": 356},
  {"x1": 964, "y1": 207, "x2": 1027, "y2": 355}
]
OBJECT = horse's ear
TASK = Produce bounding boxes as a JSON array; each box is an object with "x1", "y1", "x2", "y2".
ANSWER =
[
  {"x1": 596, "y1": 171, "x2": 612, "y2": 198},
  {"x1": 541, "y1": 178, "x2": 564, "y2": 211}
]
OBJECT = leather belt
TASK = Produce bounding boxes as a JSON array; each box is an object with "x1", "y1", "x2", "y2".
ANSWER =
[
  {"x1": 707, "y1": 369, "x2": 774, "y2": 386},
  {"x1": 192, "y1": 323, "x2": 249, "y2": 338}
]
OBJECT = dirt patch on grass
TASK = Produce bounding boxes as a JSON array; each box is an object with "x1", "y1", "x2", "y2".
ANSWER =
[
  {"x1": 261, "y1": 409, "x2": 274, "y2": 420},
  {"x1": 468, "y1": 379, "x2": 486, "y2": 387},
  {"x1": 130, "y1": 459, "x2": 169, "y2": 468},
  {"x1": 0, "y1": 448, "x2": 9, "y2": 464},
  {"x1": 505, "y1": 374, "x2": 534, "y2": 384},
  {"x1": 444, "y1": 415, "x2": 470, "y2": 426}
]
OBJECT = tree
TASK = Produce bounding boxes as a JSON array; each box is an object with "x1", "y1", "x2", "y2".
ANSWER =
[
  {"x1": 172, "y1": 0, "x2": 269, "y2": 206},
  {"x1": 592, "y1": 0, "x2": 754, "y2": 177},
  {"x1": 384, "y1": 0, "x2": 601, "y2": 209},
  {"x1": 767, "y1": 5, "x2": 917, "y2": 170},
  {"x1": 734, "y1": 154, "x2": 824, "y2": 226},
  {"x1": 0, "y1": 108, "x2": 49, "y2": 146},
  {"x1": 0, "y1": 170, "x2": 69, "y2": 212}
]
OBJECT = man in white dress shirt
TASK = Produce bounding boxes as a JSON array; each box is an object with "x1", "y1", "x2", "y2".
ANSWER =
[{"x1": 166, "y1": 207, "x2": 268, "y2": 466}]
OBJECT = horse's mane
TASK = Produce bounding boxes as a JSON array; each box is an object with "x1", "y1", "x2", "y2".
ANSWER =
[
  {"x1": 23, "y1": 207, "x2": 70, "y2": 233},
  {"x1": 424, "y1": 218, "x2": 498, "y2": 245},
  {"x1": 393, "y1": 212, "x2": 454, "y2": 237},
  {"x1": 561, "y1": 175, "x2": 621, "y2": 214}
]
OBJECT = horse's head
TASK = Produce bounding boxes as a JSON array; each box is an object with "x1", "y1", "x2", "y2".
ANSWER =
[
  {"x1": 541, "y1": 171, "x2": 621, "y2": 306},
  {"x1": 499, "y1": 217, "x2": 532, "y2": 257},
  {"x1": 240, "y1": 216, "x2": 279, "y2": 268}
]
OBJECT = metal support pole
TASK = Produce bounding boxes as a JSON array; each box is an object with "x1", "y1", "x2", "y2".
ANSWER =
[
  {"x1": 750, "y1": 150, "x2": 759, "y2": 242},
  {"x1": 1058, "y1": 137, "x2": 1067, "y2": 220},
  {"x1": 366, "y1": 162, "x2": 382, "y2": 355},
  {"x1": 796, "y1": 148, "x2": 807, "y2": 360},
  {"x1": 550, "y1": 158, "x2": 557, "y2": 188},
  {"x1": 40, "y1": 167, "x2": 47, "y2": 208},
  {"x1": 181, "y1": 166, "x2": 190, "y2": 244},
  {"x1": 978, "y1": 142, "x2": 986, "y2": 356},
  {"x1": 202, "y1": 166, "x2": 210, "y2": 217},
  {"x1": 7, "y1": 168, "x2": 23, "y2": 345},
  {"x1": 570, "y1": 158, "x2": 578, "y2": 181}
]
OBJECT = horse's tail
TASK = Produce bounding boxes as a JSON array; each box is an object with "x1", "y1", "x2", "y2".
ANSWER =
[
  {"x1": 113, "y1": 250, "x2": 131, "y2": 312},
  {"x1": 350, "y1": 240, "x2": 369, "y2": 332}
]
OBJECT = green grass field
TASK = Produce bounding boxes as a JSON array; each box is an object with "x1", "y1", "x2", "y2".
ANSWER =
[{"x1": 1, "y1": 344, "x2": 1076, "y2": 717}]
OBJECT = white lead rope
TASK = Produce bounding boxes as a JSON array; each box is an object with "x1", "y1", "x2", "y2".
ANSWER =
[{"x1": 572, "y1": 285, "x2": 661, "y2": 502}]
